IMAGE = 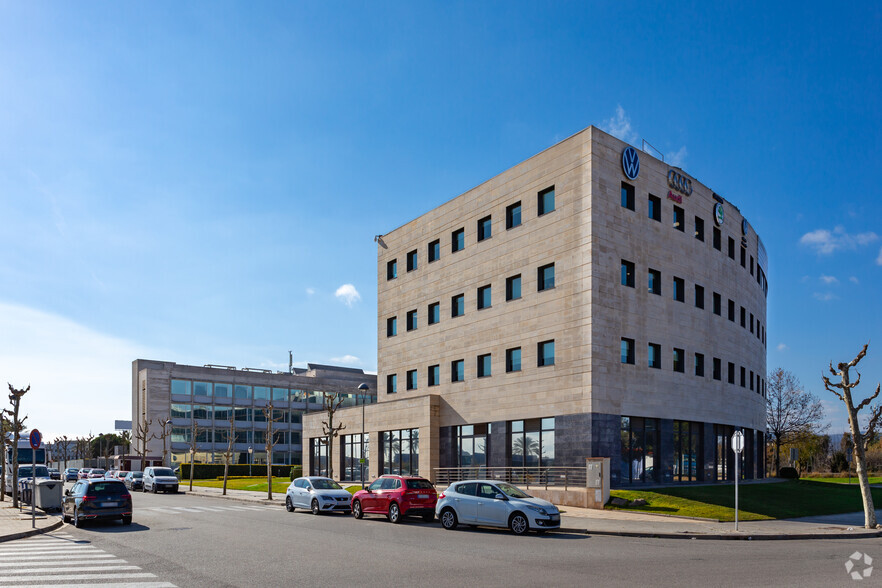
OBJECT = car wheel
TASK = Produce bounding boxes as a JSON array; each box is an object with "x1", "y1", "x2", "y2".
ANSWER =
[
  {"x1": 509, "y1": 512, "x2": 529, "y2": 535},
  {"x1": 440, "y1": 508, "x2": 458, "y2": 530},
  {"x1": 311, "y1": 499, "x2": 320, "y2": 516},
  {"x1": 62, "y1": 511, "x2": 70, "y2": 524},
  {"x1": 285, "y1": 496, "x2": 295, "y2": 512},
  {"x1": 353, "y1": 500, "x2": 363, "y2": 519},
  {"x1": 422, "y1": 512, "x2": 434, "y2": 523},
  {"x1": 122, "y1": 516, "x2": 132, "y2": 525},
  {"x1": 73, "y1": 511, "x2": 82, "y2": 529},
  {"x1": 388, "y1": 502, "x2": 401, "y2": 524},
  {"x1": 152, "y1": 484, "x2": 157, "y2": 494}
]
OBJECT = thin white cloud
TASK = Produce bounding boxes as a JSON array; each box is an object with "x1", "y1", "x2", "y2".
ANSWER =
[
  {"x1": 330, "y1": 355, "x2": 360, "y2": 365},
  {"x1": 305, "y1": 287, "x2": 316, "y2": 296},
  {"x1": 776, "y1": 343, "x2": 788, "y2": 352},
  {"x1": 799, "y1": 226, "x2": 878, "y2": 255},
  {"x1": 849, "y1": 276, "x2": 860, "y2": 285},
  {"x1": 819, "y1": 275, "x2": 839, "y2": 285},
  {"x1": 667, "y1": 146, "x2": 688, "y2": 167},
  {"x1": 334, "y1": 283, "x2": 361, "y2": 307},
  {"x1": 602, "y1": 105, "x2": 638, "y2": 145},
  {"x1": 0, "y1": 302, "x2": 154, "y2": 440},
  {"x1": 877, "y1": 247, "x2": 882, "y2": 266},
  {"x1": 813, "y1": 292, "x2": 838, "y2": 302}
]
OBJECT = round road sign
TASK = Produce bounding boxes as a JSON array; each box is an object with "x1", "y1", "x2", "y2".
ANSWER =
[
  {"x1": 29, "y1": 429, "x2": 42, "y2": 450},
  {"x1": 731, "y1": 430, "x2": 744, "y2": 454}
]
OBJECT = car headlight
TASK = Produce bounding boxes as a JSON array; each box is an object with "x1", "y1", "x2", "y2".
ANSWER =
[
  {"x1": 526, "y1": 505, "x2": 548, "y2": 516},
  {"x1": 320, "y1": 495, "x2": 335, "y2": 501}
]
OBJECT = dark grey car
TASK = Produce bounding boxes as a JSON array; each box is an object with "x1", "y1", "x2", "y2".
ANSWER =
[
  {"x1": 62, "y1": 479, "x2": 133, "y2": 528},
  {"x1": 124, "y1": 471, "x2": 144, "y2": 491}
]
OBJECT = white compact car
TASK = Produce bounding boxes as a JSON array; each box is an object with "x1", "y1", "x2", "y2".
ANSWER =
[
  {"x1": 285, "y1": 476, "x2": 352, "y2": 515},
  {"x1": 435, "y1": 480, "x2": 560, "y2": 535},
  {"x1": 143, "y1": 467, "x2": 179, "y2": 493}
]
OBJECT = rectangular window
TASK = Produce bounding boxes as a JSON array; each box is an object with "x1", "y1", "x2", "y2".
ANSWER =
[
  {"x1": 170, "y1": 404, "x2": 191, "y2": 419},
  {"x1": 428, "y1": 365, "x2": 440, "y2": 387},
  {"x1": 506, "y1": 274, "x2": 522, "y2": 301},
  {"x1": 428, "y1": 239, "x2": 440, "y2": 263},
  {"x1": 695, "y1": 284, "x2": 705, "y2": 309},
  {"x1": 407, "y1": 249, "x2": 418, "y2": 272},
  {"x1": 750, "y1": 255, "x2": 755, "y2": 276},
  {"x1": 621, "y1": 182, "x2": 635, "y2": 211},
  {"x1": 406, "y1": 369, "x2": 417, "y2": 391},
  {"x1": 728, "y1": 362, "x2": 735, "y2": 384},
  {"x1": 740, "y1": 306, "x2": 746, "y2": 328},
  {"x1": 621, "y1": 338, "x2": 635, "y2": 364},
  {"x1": 728, "y1": 299, "x2": 735, "y2": 322},
  {"x1": 406, "y1": 309, "x2": 417, "y2": 331},
  {"x1": 673, "y1": 277, "x2": 684, "y2": 302},
  {"x1": 477, "y1": 354, "x2": 491, "y2": 377},
  {"x1": 538, "y1": 263, "x2": 555, "y2": 291},
  {"x1": 477, "y1": 215, "x2": 492, "y2": 242},
  {"x1": 234, "y1": 385, "x2": 251, "y2": 399},
  {"x1": 750, "y1": 313, "x2": 754, "y2": 334},
  {"x1": 648, "y1": 269, "x2": 661, "y2": 295},
  {"x1": 695, "y1": 353, "x2": 705, "y2": 377},
  {"x1": 673, "y1": 205, "x2": 684, "y2": 231},
  {"x1": 451, "y1": 294, "x2": 464, "y2": 317},
  {"x1": 451, "y1": 359, "x2": 464, "y2": 382},
  {"x1": 648, "y1": 194, "x2": 661, "y2": 222},
  {"x1": 171, "y1": 380, "x2": 191, "y2": 396},
  {"x1": 506, "y1": 201, "x2": 522, "y2": 229},
  {"x1": 728, "y1": 237, "x2": 735, "y2": 260},
  {"x1": 538, "y1": 340, "x2": 555, "y2": 367},
  {"x1": 538, "y1": 186, "x2": 555, "y2": 215},
  {"x1": 428, "y1": 302, "x2": 440, "y2": 325},
  {"x1": 387, "y1": 374, "x2": 397, "y2": 394},
  {"x1": 477, "y1": 285, "x2": 491, "y2": 310},
  {"x1": 648, "y1": 343, "x2": 661, "y2": 369},
  {"x1": 694, "y1": 217, "x2": 705, "y2": 242},
  {"x1": 214, "y1": 383, "x2": 231, "y2": 399},
  {"x1": 387, "y1": 259, "x2": 397, "y2": 280},
  {"x1": 452, "y1": 228, "x2": 465, "y2": 252},
  {"x1": 506, "y1": 347, "x2": 522, "y2": 372},
  {"x1": 740, "y1": 247, "x2": 746, "y2": 268},
  {"x1": 750, "y1": 370, "x2": 754, "y2": 391},
  {"x1": 713, "y1": 358, "x2": 721, "y2": 380},
  {"x1": 673, "y1": 348, "x2": 684, "y2": 373},
  {"x1": 194, "y1": 381, "x2": 212, "y2": 397},
  {"x1": 621, "y1": 260, "x2": 635, "y2": 288},
  {"x1": 713, "y1": 292, "x2": 721, "y2": 316},
  {"x1": 713, "y1": 227, "x2": 721, "y2": 251},
  {"x1": 387, "y1": 316, "x2": 397, "y2": 337},
  {"x1": 740, "y1": 366, "x2": 746, "y2": 388}
]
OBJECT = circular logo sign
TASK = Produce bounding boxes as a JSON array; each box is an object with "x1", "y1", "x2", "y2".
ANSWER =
[
  {"x1": 714, "y1": 203, "x2": 724, "y2": 226},
  {"x1": 621, "y1": 147, "x2": 640, "y2": 180},
  {"x1": 29, "y1": 429, "x2": 42, "y2": 450}
]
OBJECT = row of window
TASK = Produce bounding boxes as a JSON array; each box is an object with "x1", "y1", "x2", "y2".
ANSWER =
[
  {"x1": 386, "y1": 186, "x2": 556, "y2": 280},
  {"x1": 621, "y1": 181, "x2": 768, "y2": 296},
  {"x1": 386, "y1": 264, "x2": 555, "y2": 336},
  {"x1": 619, "y1": 338, "x2": 766, "y2": 396},
  {"x1": 620, "y1": 260, "x2": 766, "y2": 347},
  {"x1": 170, "y1": 428, "x2": 302, "y2": 446},
  {"x1": 170, "y1": 451, "x2": 300, "y2": 466},
  {"x1": 170, "y1": 404, "x2": 304, "y2": 424},
  {"x1": 386, "y1": 340, "x2": 555, "y2": 393},
  {"x1": 169, "y1": 380, "x2": 375, "y2": 406}
]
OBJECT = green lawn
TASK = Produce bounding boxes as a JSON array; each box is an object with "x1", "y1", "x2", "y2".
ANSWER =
[
  {"x1": 189, "y1": 477, "x2": 291, "y2": 493},
  {"x1": 807, "y1": 476, "x2": 882, "y2": 485},
  {"x1": 608, "y1": 480, "x2": 882, "y2": 522}
]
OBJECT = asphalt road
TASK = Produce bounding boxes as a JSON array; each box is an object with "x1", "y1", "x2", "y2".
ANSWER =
[{"x1": 28, "y1": 486, "x2": 881, "y2": 587}]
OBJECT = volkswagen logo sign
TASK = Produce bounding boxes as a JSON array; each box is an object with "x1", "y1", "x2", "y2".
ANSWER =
[
  {"x1": 714, "y1": 202, "x2": 724, "y2": 226},
  {"x1": 622, "y1": 147, "x2": 640, "y2": 180},
  {"x1": 667, "y1": 169, "x2": 693, "y2": 196}
]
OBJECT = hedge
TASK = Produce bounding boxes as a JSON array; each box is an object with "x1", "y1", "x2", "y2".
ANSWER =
[{"x1": 178, "y1": 463, "x2": 302, "y2": 480}]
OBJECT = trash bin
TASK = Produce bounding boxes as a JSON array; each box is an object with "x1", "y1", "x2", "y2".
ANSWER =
[
  {"x1": 35, "y1": 479, "x2": 63, "y2": 512},
  {"x1": 18, "y1": 479, "x2": 32, "y2": 505}
]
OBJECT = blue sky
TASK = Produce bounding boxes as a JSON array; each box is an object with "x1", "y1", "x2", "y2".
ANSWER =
[{"x1": 0, "y1": 2, "x2": 879, "y2": 439}]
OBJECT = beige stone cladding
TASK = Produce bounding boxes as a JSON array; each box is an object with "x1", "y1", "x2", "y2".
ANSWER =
[
  {"x1": 589, "y1": 128, "x2": 766, "y2": 431},
  {"x1": 376, "y1": 129, "x2": 595, "y2": 427}
]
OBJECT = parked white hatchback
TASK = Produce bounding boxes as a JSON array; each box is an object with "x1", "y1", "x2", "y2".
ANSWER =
[
  {"x1": 285, "y1": 476, "x2": 352, "y2": 515},
  {"x1": 435, "y1": 480, "x2": 560, "y2": 535}
]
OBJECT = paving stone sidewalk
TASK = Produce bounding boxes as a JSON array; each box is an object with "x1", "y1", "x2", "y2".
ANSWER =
[{"x1": 0, "y1": 502, "x2": 63, "y2": 542}]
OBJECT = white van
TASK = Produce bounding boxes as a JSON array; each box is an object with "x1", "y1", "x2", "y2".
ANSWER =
[{"x1": 143, "y1": 467, "x2": 179, "y2": 494}]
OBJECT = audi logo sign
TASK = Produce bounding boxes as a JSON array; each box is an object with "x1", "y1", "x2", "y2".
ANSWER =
[
  {"x1": 622, "y1": 147, "x2": 640, "y2": 180},
  {"x1": 667, "y1": 169, "x2": 693, "y2": 196}
]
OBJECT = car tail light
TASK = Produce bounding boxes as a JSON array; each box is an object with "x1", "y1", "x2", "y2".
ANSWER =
[
  {"x1": 121, "y1": 494, "x2": 131, "y2": 500},
  {"x1": 82, "y1": 495, "x2": 98, "y2": 502},
  {"x1": 438, "y1": 492, "x2": 445, "y2": 499}
]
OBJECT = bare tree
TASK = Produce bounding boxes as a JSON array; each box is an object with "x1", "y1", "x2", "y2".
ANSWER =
[
  {"x1": 766, "y1": 368, "x2": 826, "y2": 474},
  {"x1": 133, "y1": 419, "x2": 152, "y2": 471},
  {"x1": 53, "y1": 436, "x2": 71, "y2": 471},
  {"x1": 823, "y1": 343, "x2": 882, "y2": 529},
  {"x1": 151, "y1": 419, "x2": 172, "y2": 468},
  {"x1": 0, "y1": 413, "x2": 10, "y2": 501},
  {"x1": 187, "y1": 418, "x2": 206, "y2": 492},
  {"x1": 5, "y1": 384, "x2": 30, "y2": 508},
  {"x1": 321, "y1": 392, "x2": 346, "y2": 480},
  {"x1": 222, "y1": 412, "x2": 235, "y2": 496},
  {"x1": 262, "y1": 402, "x2": 285, "y2": 500}
]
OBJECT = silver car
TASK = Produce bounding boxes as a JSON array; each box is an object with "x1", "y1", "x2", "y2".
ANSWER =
[
  {"x1": 435, "y1": 480, "x2": 561, "y2": 535},
  {"x1": 285, "y1": 476, "x2": 352, "y2": 515}
]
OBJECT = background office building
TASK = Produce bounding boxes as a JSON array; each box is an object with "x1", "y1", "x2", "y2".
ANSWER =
[
  {"x1": 133, "y1": 360, "x2": 376, "y2": 469},
  {"x1": 304, "y1": 126, "x2": 767, "y2": 486}
]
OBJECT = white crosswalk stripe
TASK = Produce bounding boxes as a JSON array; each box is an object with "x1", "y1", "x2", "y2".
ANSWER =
[{"x1": 0, "y1": 533, "x2": 177, "y2": 586}]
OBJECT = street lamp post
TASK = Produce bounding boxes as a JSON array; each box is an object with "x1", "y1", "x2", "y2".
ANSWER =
[
  {"x1": 248, "y1": 446, "x2": 253, "y2": 477},
  {"x1": 358, "y1": 383, "x2": 369, "y2": 489}
]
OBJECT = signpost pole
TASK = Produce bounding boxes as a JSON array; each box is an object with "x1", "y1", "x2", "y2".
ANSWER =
[
  {"x1": 731, "y1": 430, "x2": 744, "y2": 532},
  {"x1": 29, "y1": 429, "x2": 41, "y2": 529}
]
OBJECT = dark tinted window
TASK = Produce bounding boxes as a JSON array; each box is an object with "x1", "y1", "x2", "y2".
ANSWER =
[
  {"x1": 455, "y1": 482, "x2": 477, "y2": 496},
  {"x1": 406, "y1": 479, "x2": 434, "y2": 490},
  {"x1": 91, "y1": 481, "x2": 127, "y2": 496},
  {"x1": 152, "y1": 468, "x2": 175, "y2": 476}
]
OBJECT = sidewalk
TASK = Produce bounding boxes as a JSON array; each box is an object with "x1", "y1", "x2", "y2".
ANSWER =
[
  {"x1": 181, "y1": 484, "x2": 882, "y2": 540},
  {"x1": 0, "y1": 502, "x2": 63, "y2": 543}
]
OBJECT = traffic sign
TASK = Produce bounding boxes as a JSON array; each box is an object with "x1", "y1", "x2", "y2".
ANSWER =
[
  {"x1": 731, "y1": 430, "x2": 744, "y2": 454},
  {"x1": 29, "y1": 429, "x2": 42, "y2": 450}
]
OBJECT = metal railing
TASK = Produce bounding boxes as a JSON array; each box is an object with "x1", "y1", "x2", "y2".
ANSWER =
[{"x1": 434, "y1": 467, "x2": 586, "y2": 490}]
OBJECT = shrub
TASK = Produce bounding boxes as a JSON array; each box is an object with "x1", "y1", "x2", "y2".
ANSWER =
[
  {"x1": 830, "y1": 451, "x2": 848, "y2": 473},
  {"x1": 289, "y1": 465, "x2": 303, "y2": 481},
  {"x1": 178, "y1": 463, "x2": 296, "y2": 479},
  {"x1": 778, "y1": 467, "x2": 799, "y2": 479}
]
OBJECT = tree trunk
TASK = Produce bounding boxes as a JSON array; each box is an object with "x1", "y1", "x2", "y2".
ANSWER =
[
  {"x1": 774, "y1": 437, "x2": 781, "y2": 474},
  {"x1": 845, "y1": 399, "x2": 876, "y2": 528}
]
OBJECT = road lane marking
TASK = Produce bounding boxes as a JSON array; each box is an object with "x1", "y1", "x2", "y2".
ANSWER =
[
  {"x1": 0, "y1": 565, "x2": 141, "y2": 574},
  {"x1": 0, "y1": 571, "x2": 157, "y2": 582},
  {"x1": 1, "y1": 583, "x2": 176, "y2": 588},
  {"x1": 0, "y1": 559, "x2": 125, "y2": 568}
]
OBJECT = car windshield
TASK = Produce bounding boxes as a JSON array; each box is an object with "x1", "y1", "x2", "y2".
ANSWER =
[
  {"x1": 152, "y1": 468, "x2": 176, "y2": 476},
  {"x1": 19, "y1": 466, "x2": 50, "y2": 478},
  {"x1": 132, "y1": 472, "x2": 143, "y2": 478},
  {"x1": 91, "y1": 482, "x2": 127, "y2": 496},
  {"x1": 91, "y1": 470, "x2": 106, "y2": 475},
  {"x1": 311, "y1": 479, "x2": 343, "y2": 490},
  {"x1": 495, "y1": 483, "x2": 531, "y2": 499},
  {"x1": 406, "y1": 479, "x2": 434, "y2": 490}
]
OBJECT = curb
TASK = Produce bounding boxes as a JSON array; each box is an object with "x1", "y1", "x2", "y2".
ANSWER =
[
  {"x1": 579, "y1": 528, "x2": 882, "y2": 541},
  {"x1": 0, "y1": 517, "x2": 64, "y2": 543},
  {"x1": 177, "y1": 488, "x2": 284, "y2": 507}
]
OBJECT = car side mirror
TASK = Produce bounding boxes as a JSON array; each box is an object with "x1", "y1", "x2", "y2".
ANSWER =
[
  {"x1": 365, "y1": 488, "x2": 372, "y2": 493},
  {"x1": 64, "y1": 490, "x2": 70, "y2": 496},
  {"x1": 495, "y1": 493, "x2": 507, "y2": 501}
]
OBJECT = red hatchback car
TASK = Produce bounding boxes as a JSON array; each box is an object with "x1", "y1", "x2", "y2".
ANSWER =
[{"x1": 351, "y1": 475, "x2": 437, "y2": 524}]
